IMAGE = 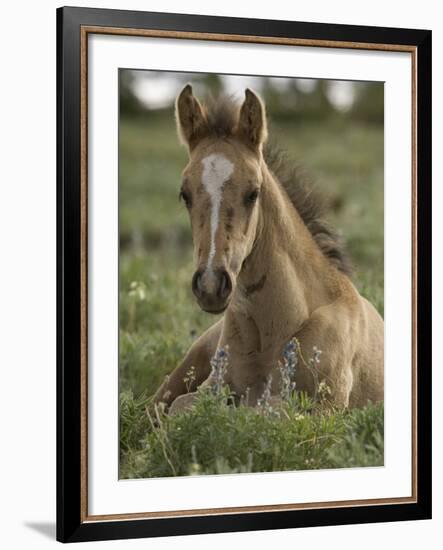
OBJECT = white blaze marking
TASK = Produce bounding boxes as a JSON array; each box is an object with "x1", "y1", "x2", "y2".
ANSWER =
[{"x1": 201, "y1": 153, "x2": 234, "y2": 270}]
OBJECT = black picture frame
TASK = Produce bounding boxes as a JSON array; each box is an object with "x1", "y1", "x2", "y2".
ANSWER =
[{"x1": 57, "y1": 6, "x2": 432, "y2": 543}]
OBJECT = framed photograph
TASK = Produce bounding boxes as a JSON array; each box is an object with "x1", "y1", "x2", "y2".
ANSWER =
[{"x1": 57, "y1": 6, "x2": 432, "y2": 543}]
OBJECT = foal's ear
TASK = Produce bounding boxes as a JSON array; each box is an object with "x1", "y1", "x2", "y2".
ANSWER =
[
  {"x1": 175, "y1": 84, "x2": 208, "y2": 151},
  {"x1": 237, "y1": 88, "x2": 268, "y2": 152}
]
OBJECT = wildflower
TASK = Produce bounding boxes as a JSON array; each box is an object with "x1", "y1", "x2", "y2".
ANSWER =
[
  {"x1": 239, "y1": 386, "x2": 251, "y2": 407},
  {"x1": 257, "y1": 374, "x2": 273, "y2": 411},
  {"x1": 279, "y1": 337, "x2": 299, "y2": 401},
  {"x1": 318, "y1": 380, "x2": 332, "y2": 401},
  {"x1": 311, "y1": 346, "x2": 322, "y2": 365},
  {"x1": 209, "y1": 346, "x2": 229, "y2": 395},
  {"x1": 183, "y1": 365, "x2": 196, "y2": 392},
  {"x1": 128, "y1": 280, "x2": 147, "y2": 301}
]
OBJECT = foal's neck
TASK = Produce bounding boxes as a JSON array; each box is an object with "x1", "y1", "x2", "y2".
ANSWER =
[{"x1": 233, "y1": 164, "x2": 341, "y2": 348}]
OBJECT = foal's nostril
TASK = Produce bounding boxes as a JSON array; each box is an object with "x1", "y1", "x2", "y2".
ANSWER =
[
  {"x1": 191, "y1": 270, "x2": 203, "y2": 298},
  {"x1": 218, "y1": 270, "x2": 232, "y2": 299},
  {"x1": 192, "y1": 268, "x2": 232, "y2": 305}
]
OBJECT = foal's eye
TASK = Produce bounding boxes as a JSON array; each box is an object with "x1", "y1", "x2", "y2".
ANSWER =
[
  {"x1": 179, "y1": 189, "x2": 192, "y2": 208},
  {"x1": 245, "y1": 189, "x2": 259, "y2": 205}
]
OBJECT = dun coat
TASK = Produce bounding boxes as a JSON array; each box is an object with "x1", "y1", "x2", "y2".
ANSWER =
[{"x1": 153, "y1": 85, "x2": 384, "y2": 412}]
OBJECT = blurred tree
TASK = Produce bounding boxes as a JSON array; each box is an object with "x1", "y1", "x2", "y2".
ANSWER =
[
  {"x1": 350, "y1": 83, "x2": 384, "y2": 124},
  {"x1": 120, "y1": 71, "x2": 145, "y2": 116},
  {"x1": 201, "y1": 73, "x2": 223, "y2": 96},
  {"x1": 261, "y1": 78, "x2": 337, "y2": 123},
  {"x1": 295, "y1": 80, "x2": 334, "y2": 121},
  {"x1": 261, "y1": 78, "x2": 298, "y2": 118}
]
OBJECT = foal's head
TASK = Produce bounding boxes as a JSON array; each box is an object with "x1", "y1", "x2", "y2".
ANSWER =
[{"x1": 176, "y1": 85, "x2": 268, "y2": 314}]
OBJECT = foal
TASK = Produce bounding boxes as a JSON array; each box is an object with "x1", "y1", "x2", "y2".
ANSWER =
[{"x1": 153, "y1": 85, "x2": 384, "y2": 412}]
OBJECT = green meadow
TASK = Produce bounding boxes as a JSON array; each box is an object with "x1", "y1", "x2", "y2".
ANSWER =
[{"x1": 119, "y1": 109, "x2": 384, "y2": 479}]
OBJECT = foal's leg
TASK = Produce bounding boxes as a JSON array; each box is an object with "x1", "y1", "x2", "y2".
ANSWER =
[
  {"x1": 152, "y1": 319, "x2": 223, "y2": 409},
  {"x1": 294, "y1": 299, "x2": 358, "y2": 408}
]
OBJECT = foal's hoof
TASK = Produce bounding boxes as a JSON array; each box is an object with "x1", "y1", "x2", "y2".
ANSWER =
[{"x1": 169, "y1": 393, "x2": 197, "y2": 415}]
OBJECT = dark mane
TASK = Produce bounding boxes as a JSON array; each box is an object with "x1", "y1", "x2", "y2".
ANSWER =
[
  {"x1": 204, "y1": 95, "x2": 352, "y2": 276},
  {"x1": 204, "y1": 95, "x2": 240, "y2": 138},
  {"x1": 263, "y1": 144, "x2": 353, "y2": 276}
]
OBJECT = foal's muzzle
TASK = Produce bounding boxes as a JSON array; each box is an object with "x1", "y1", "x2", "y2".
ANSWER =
[{"x1": 192, "y1": 268, "x2": 232, "y2": 313}]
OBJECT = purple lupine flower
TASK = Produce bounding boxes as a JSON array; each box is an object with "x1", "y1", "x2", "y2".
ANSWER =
[
  {"x1": 279, "y1": 337, "x2": 298, "y2": 401},
  {"x1": 209, "y1": 346, "x2": 229, "y2": 394}
]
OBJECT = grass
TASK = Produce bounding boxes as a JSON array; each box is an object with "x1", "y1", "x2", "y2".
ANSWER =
[
  {"x1": 118, "y1": 109, "x2": 384, "y2": 479},
  {"x1": 120, "y1": 386, "x2": 384, "y2": 479}
]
